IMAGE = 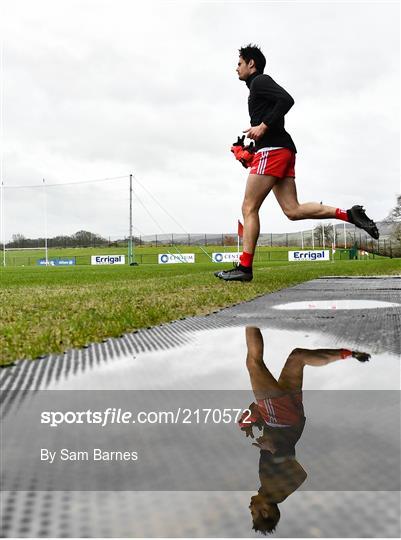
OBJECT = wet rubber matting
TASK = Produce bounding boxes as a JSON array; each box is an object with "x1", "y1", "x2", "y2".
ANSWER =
[{"x1": 1, "y1": 277, "x2": 400, "y2": 537}]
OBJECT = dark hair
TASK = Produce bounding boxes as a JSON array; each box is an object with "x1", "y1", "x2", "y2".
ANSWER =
[
  {"x1": 239, "y1": 44, "x2": 266, "y2": 73},
  {"x1": 252, "y1": 505, "x2": 280, "y2": 535}
]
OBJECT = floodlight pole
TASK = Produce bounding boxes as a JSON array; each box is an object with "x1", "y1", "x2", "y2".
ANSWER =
[{"x1": 128, "y1": 173, "x2": 137, "y2": 265}]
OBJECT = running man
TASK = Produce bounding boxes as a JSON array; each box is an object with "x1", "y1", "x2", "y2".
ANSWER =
[
  {"x1": 240, "y1": 327, "x2": 370, "y2": 534},
  {"x1": 215, "y1": 44, "x2": 379, "y2": 282}
]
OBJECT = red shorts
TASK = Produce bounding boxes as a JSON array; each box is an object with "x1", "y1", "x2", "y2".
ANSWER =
[
  {"x1": 257, "y1": 393, "x2": 304, "y2": 427},
  {"x1": 250, "y1": 147, "x2": 296, "y2": 178}
]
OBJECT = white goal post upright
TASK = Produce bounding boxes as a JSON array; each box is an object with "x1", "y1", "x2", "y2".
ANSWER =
[
  {"x1": 43, "y1": 178, "x2": 49, "y2": 266},
  {"x1": 344, "y1": 222, "x2": 347, "y2": 249}
]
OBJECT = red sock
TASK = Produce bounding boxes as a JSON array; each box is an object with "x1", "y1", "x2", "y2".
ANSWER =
[
  {"x1": 335, "y1": 208, "x2": 349, "y2": 222},
  {"x1": 239, "y1": 251, "x2": 254, "y2": 268},
  {"x1": 340, "y1": 349, "x2": 353, "y2": 359}
]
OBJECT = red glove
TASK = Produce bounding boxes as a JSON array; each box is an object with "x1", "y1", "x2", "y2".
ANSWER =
[
  {"x1": 231, "y1": 140, "x2": 255, "y2": 168},
  {"x1": 238, "y1": 403, "x2": 264, "y2": 438},
  {"x1": 231, "y1": 146, "x2": 252, "y2": 169},
  {"x1": 240, "y1": 147, "x2": 255, "y2": 168}
]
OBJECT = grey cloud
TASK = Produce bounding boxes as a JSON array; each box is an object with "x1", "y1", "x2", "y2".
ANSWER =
[{"x1": 1, "y1": 0, "x2": 399, "y2": 240}]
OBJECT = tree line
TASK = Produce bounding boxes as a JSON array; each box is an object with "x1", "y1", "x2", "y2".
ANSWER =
[{"x1": 7, "y1": 230, "x2": 128, "y2": 248}]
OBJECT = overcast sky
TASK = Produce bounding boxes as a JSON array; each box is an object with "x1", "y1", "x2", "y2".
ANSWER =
[{"x1": 0, "y1": 0, "x2": 399, "y2": 240}]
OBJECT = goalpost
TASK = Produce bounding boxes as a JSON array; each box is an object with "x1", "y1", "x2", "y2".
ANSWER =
[
  {"x1": 4, "y1": 247, "x2": 51, "y2": 267},
  {"x1": 1, "y1": 174, "x2": 136, "y2": 267}
]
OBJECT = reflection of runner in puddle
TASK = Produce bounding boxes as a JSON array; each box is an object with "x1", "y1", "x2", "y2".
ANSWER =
[{"x1": 240, "y1": 327, "x2": 370, "y2": 534}]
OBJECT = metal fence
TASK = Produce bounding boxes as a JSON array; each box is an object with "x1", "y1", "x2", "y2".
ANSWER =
[
  {"x1": 4, "y1": 223, "x2": 400, "y2": 266},
  {"x1": 5, "y1": 229, "x2": 400, "y2": 251}
]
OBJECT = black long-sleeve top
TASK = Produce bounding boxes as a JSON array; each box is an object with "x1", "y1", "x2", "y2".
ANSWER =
[{"x1": 246, "y1": 72, "x2": 297, "y2": 153}]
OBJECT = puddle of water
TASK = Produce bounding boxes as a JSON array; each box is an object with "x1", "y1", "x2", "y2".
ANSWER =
[
  {"x1": 52, "y1": 327, "x2": 399, "y2": 391},
  {"x1": 3, "y1": 325, "x2": 400, "y2": 537},
  {"x1": 272, "y1": 300, "x2": 400, "y2": 310}
]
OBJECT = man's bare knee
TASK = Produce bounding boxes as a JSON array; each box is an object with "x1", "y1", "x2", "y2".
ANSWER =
[
  {"x1": 283, "y1": 207, "x2": 301, "y2": 221},
  {"x1": 246, "y1": 354, "x2": 264, "y2": 372},
  {"x1": 287, "y1": 348, "x2": 305, "y2": 363},
  {"x1": 242, "y1": 201, "x2": 259, "y2": 218}
]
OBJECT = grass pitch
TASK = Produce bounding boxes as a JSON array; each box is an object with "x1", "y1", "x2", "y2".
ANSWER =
[{"x1": 1, "y1": 255, "x2": 400, "y2": 364}]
